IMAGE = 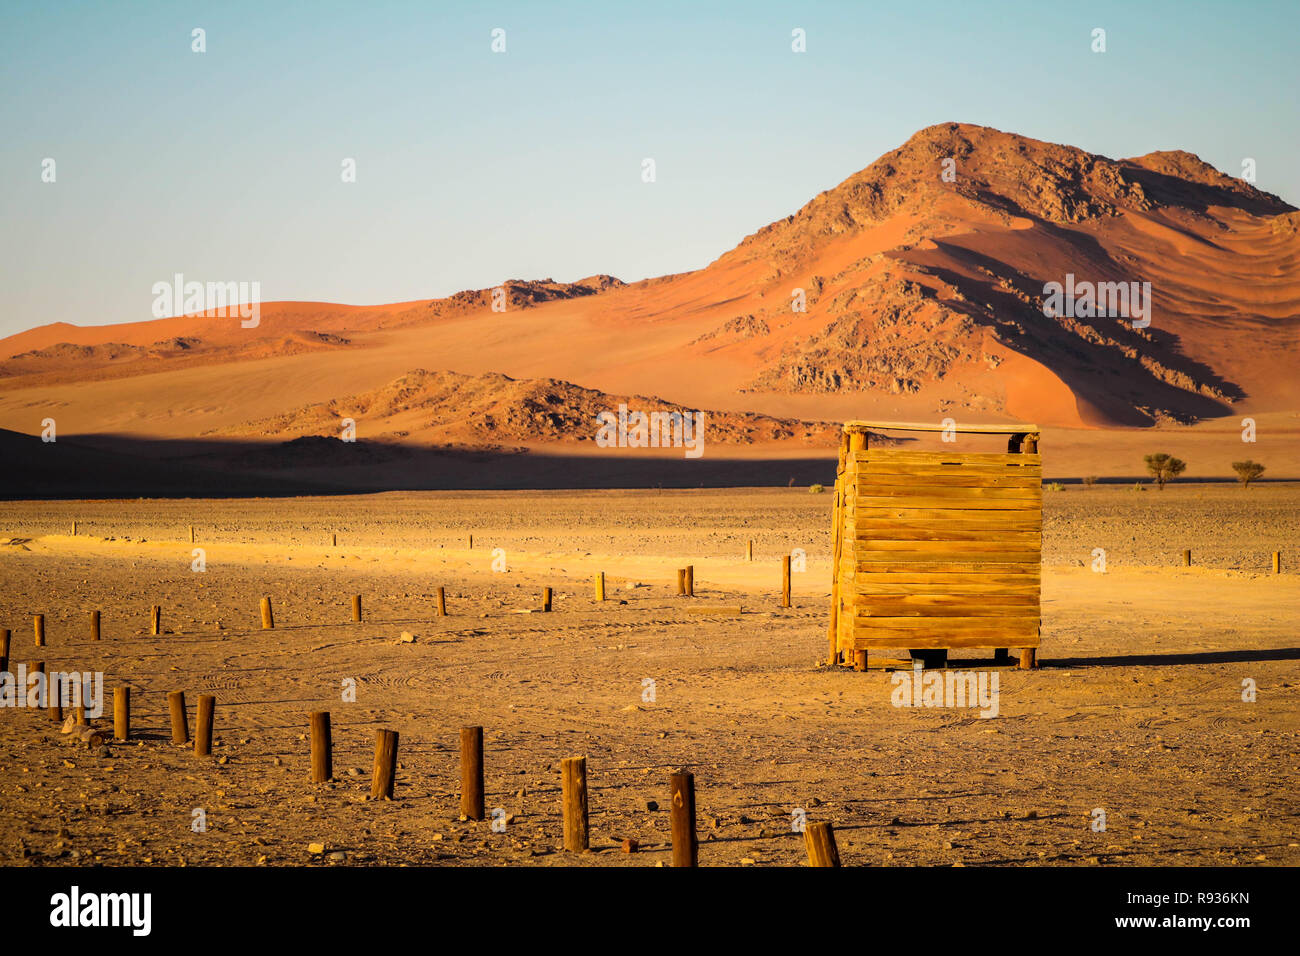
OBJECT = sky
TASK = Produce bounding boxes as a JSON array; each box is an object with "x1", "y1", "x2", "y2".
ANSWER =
[{"x1": 1, "y1": 0, "x2": 1297, "y2": 338}]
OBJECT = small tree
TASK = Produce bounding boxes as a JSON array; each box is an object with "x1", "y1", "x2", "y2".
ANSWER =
[
  {"x1": 1144, "y1": 453, "x2": 1186, "y2": 490},
  {"x1": 1082, "y1": 475, "x2": 1099, "y2": 488},
  {"x1": 1232, "y1": 460, "x2": 1265, "y2": 489}
]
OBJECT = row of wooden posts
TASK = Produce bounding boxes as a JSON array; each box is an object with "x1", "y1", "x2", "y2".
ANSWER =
[
  {"x1": 62, "y1": 520, "x2": 1288, "y2": 577},
  {"x1": 22, "y1": 547, "x2": 1286, "y2": 646},
  {"x1": 3, "y1": 663, "x2": 840, "y2": 865},
  {"x1": 320, "y1": 716, "x2": 841, "y2": 866},
  {"x1": 0, "y1": 662, "x2": 212, "y2": 757},
  {"x1": 1180, "y1": 549, "x2": 1284, "y2": 573},
  {"x1": 9, "y1": 559, "x2": 799, "y2": 648}
]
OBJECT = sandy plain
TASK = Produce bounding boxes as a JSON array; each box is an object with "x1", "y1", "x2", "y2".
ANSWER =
[{"x1": 0, "y1": 483, "x2": 1296, "y2": 867}]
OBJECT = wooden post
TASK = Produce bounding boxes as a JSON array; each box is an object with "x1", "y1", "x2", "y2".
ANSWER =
[
  {"x1": 260, "y1": 597, "x2": 274, "y2": 629},
  {"x1": 114, "y1": 687, "x2": 130, "y2": 741},
  {"x1": 782, "y1": 555, "x2": 792, "y2": 608},
  {"x1": 310, "y1": 711, "x2": 332, "y2": 782},
  {"x1": 371, "y1": 729, "x2": 399, "y2": 799},
  {"x1": 542, "y1": 587, "x2": 552, "y2": 612},
  {"x1": 168, "y1": 691, "x2": 189, "y2": 744},
  {"x1": 684, "y1": 565, "x2": 694, "y2": 597},
  {"x1": 150, "y1": 605, "x2": 161, "y2": 636},
  {"x1": 746, "y1": 540, "x2": 753, "y2": 561},
  {"x1": 330, "y1": 532, "x2": 337, "y2": 546},
  {"x1": 561, "y1": 756, "x2": 589, "y2": 852},
  {"x1": 48, "y1": 672, "x2": 62, "y2": 721},
  {"x1": 72, "y1": 520, "x2": 77, "y2": 535},
  {"x1": 853, "y1": 650, "x2": 867, "y2": 671},
  {"x1": 669, "y1": 770, "x2": 698, "y2": 867},
  {"x1": 194, "y1": 695, "x2": 215, "y2": 756},
  {"x1": 595, "y1": 572, "x2": 605, "y2": 602},
  {"x1": 437, "y1": 586, "x2": 447, "y2": 616},
  {"x1": 89, "y1": 610, "x2": 100, "y2": 642},
  {"x1": 1182, "y1": 548, "x2": 1191, "y2": 567},
  {"x1": 467, "y1": 533, "x2": 473, "y2": 549},
  {"x1": 29, "y1": 662, "x2": 44, "y2": 708},
  {"x1": 0, "y1": 628, "x2": 9, "y2": 675},
  {"x1": 190, "y1": 525, "x2": 195, "y2": 543},
  {"x1": 34, "y1": 614, "x2": 44, "y2": 647},
  {"x1": 460, "y1": 726, "x2": 485, "y2": 821},
  {"x1": 1273, "y1": 551, "x2": 1281, "y2": 574},
  {"x1": 351, "y1": 595, "x2": 362, "y2": 623},
  {"x1": 71, "y1": 679, "x2": 85, "y2": 725},
  {"x1": 676, "y1": 568, "x2": 686, "y2": 595},
  {"x1": 1019, "y1": 648, "x2": 1038, "y2": 670},
  {"x1": 804, "y1": 820, "x2": 841, "y2": 866}
]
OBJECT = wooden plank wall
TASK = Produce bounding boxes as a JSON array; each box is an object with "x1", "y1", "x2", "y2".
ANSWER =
[{"x1": 838, "y1": 449, "x2": 1042, "y2": 651}]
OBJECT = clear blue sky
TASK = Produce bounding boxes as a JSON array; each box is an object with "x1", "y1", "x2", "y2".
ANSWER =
[{"x1": 2, "y1": 0, "x2": 1296, "y2": 338}]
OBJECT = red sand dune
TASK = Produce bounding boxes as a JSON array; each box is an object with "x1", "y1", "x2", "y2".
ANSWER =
[{"x1": 1, "y1": 123, "x2": 1297, "y2": 487}]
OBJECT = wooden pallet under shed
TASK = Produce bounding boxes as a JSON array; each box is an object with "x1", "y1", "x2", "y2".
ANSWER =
[{"x1": 828, "y1": 421, "x2": 1042, "y2": 670}]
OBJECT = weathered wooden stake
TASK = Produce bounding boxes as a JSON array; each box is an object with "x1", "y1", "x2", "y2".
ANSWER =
[
  {"x1": 310, "y1": 711, "x2": 332, "y2": 782},
  {"x1": 371, "y1": 729, "x2": 399, "y2": 799},
  {"x1": 168, "y1": 691, "x2": 189, "y2": 744},
  {"x1": 190, "y1": 525, "x2": 195, "y2": 543},
  {"x1": 669, "y1": 770, "x2": 698, "y2": 867},
  {"x1": 114, "y1": 687, "x2": 130, "y2": 741},
  {"x1": 804, "y1": 820, "x2": 841, "y2": 866},
  {"x1": 260, "y1": 596, "x2": 274, "y2": 629},
  {"x1": 460, "y1": 726, "x2": 485, "y2": 821},
  {"x1": 468, "y1": 533, "x2": 473, "y2": 549},
  {"x1": 595, "y1": 572, "x2": 605, "y2": 602},
  {"x1": 48, "y1": 672, "x2": 62, "y2": 721},
  {"x1": 853, "y1": 650, "x2": 867, "y2": 671},
  {"x1": 89, "y1": 610, "x2": 101, "y2": 642},
  {"x1": 676, "y1": 568, "x2": 686, "y2": 595},
  {"x1": 781, "y1": 555, "x2": 792, "y2": 608},
  {"x1": 330, "y1": 532, "x2": 337, "y2": 546},
  {"x1": 72, "y1": 520, "x2": 77, "y2": 536},
  {"x1": 542, "y1": 587, "x2": 552, "y2": 612},
  {"x1": 0, "y1": 628, "x2": 9, "y2": 674},
  {"x1": 29, "y1": 662, "x2": 45, "y2": 707},
  {"x1": 150, "y1": 605, "x2": 161, "y2": 636},
  {"x1": 437, "y1": 586, "x2": 447, "y2": 616},
  {"x1": 684, "y1": 565, "x2": 695, "y2": 597},
  {"x1": 1273, "y1": 551, "x2": 1281, "y2": 574},
  {"x1": 746, "y1": 540, "x2": 753, "y2": 561},
  {"x1": 34, "y1": 614, "x2": 45, "y2": 647},
  {"x1": 194, "y1": 695, "x2": 215, "y2": 756},
  {"x1": 561, "y1": 756, "x2": 589, "y2": 851},
  {"x1": 1182, "y1": 548, "x2": 1192, "y2": 567},
  {"x1": 351, "y1": 594, "x2": 362, "y2": 623},
  {"x1": 1019, "y1": 648, "x2": 1038, "y2": 670}
]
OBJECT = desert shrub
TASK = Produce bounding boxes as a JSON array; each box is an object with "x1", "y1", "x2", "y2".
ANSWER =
[
  {"x1": 1232, "y1": 460, "x2": 1265, "y2": 489},
  {"x1": 1045, "y1": 482, "x2": 1065, "y2": 492},
  {"x1": 1128, "y1": 482, "x2": 1147, "y2": 492},
  {"x1": 1082, "y1": 475, "x2": 1099, "y2": 487},
  {"x1": 1143, "y1": 453, "x2": 1186, "y2": 489},
  {"x1": 809, "y1": 484, "x2": 825, "y2": 494}
]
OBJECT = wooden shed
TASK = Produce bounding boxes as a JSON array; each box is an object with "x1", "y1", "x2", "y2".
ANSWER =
[{"x1": 828, "y1": 421, "x2": 1042, "y2": 670}]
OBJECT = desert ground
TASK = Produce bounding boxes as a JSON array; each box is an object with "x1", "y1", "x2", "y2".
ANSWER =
[{"x1": 0, "y1": 483, "x2": 1296, "y2": 867}]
